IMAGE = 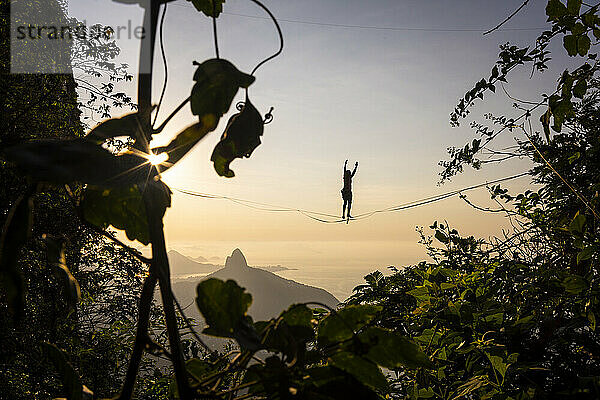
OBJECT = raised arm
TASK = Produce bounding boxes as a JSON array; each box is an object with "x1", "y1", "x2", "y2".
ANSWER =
[
  {"x1": 351, "y1": 161, "x2": 358, "y2": 177},
  {"x1": 344, "y1": 159, "x2": 348, "y2": 174}
]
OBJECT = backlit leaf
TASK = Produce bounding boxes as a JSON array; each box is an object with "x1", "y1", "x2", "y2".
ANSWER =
[
  {"x1": 318, "y1": 304, "x2": 381, "y2": 346},
  {"x1": 187, "y1": 0, "x2": 225, "y2": 17},
  {"x1": 195, "y1": 278, "x2": 260, "y2": 349},
  {"x1": 358, "y1": 327, "x2": 434, "y2": 369},
  {"x1": 3, "y1": 138, "x2": 153, "y2": 186},
  {"x1": 152, "y1": 123, "x2": 211, "y2": 167},
  {"x1": 329, "y1": 352, "x2": 388, "y2": 391},
  {"x1": 82, "y1": 184, "x2": 151, "y2": 245},
  {"x1": 85, "y1": 108, "x2": 153, "y2": 143},
  {"x1": 190, "y1": 59, "x2": 254, "y2": 131},
  {"x1": 211, "y1": 97, "x2": 264, "y2": 177}
]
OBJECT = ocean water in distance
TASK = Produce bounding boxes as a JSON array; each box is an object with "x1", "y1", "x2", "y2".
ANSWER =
[
  {"x1": 172, "y1": 266, "x2": 383, "y2": 303},
  {"x1": 168, "y1": 240, "x2": 426, "y2": 302}
]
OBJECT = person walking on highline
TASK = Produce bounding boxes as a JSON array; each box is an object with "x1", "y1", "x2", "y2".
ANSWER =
[{"x1": 341, "y1": 159, "x2": 358, "y2": 221}]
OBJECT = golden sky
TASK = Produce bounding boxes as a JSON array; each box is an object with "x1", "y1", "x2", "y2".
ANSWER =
[{"x1": 70, "y1": 0, "x2": 565, "y2": 275}]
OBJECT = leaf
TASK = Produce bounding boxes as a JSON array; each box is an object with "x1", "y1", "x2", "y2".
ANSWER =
[
  {"x1": 317, "y1": 304, "x2": 381, "y2": 346},
  {"x1": 451, "y1": 375, "x2": 490, "y2": 400},
  {"x1": 577, "y1": 246, "x2": 596, "y2": 264},
  {"x1": 573, "y1": 79, "x2": 587, "y2": 99},
  {"x1": 577, "y1": 35, "x2": 591, "y2": 56},
  {"x1": 588, "y1": 311, "x2": 596, "y2": 331},
  {"x1": 195, "y1": 278, "x2": 260, "y2": 349},
  {"x1": 82, "y1": 184, "x2": 151, "y2": 245},
  {"x1": 435, "y1": 230, "x2": 448, "y2": 243},
  {"x1": 185, "y1": 358, "x2": 211, "y2": 382},
  {"x1": 358, "y1": 327, "x2": 433, "y2": 369},
  {"x1": 41, "y1": 342, "x2": 91, "y2": 400},
  {"x1": 561, "y1": 274, "x2": 587, "y2": 294},
  {"x1": 187, "y1": 0, "x2": 225, "y2": 17},
  {"x1": 564, "y1": 35, "x2": 578, "y2": 56},
  {"x1": 259, "y1": 304, "x2": 315, "y2": 359},
  {"x1": 487, "y1": 354, "x2": 508, "y2": 379},
  {"x1": 190, "y1": 59, "x2": 254, "y2": 131},
  {"x1": 85, "y1": 108, "x2": 153, "y2": 143},
  {"x1": 303, "y1": 366, "x2": 382, "y2": 399},
  {"x1": 567, "y1": 0, "x2": 582, "y2": 15},
  {"x1": 2, "y1": 138, "x2": 153, "y2": 186},
  {"x1": 329, "y1": 352, "x2": 388, "y2": 391},
  {"x1": 45, "y1": 236, "x2": 80, "y2": 310},
  {"x1": 568, "y1": 151, "x2": 581, "y2": 164},
  {"x1": 152, "y1": 123, "x2": 211, "y2": 167},
  {"x1": 211, "y1": 97, "x2": 265, "y2": 177},
  {"x1": 280, "y1": 304, "x2": 315, "y2": 339},
  {"x1": 546, "y1": 0, "x2": 568, "y2": 21},
  {"x1": 540, "y1": 108, "x2": 552, "y2": 142},
  {"x1": 0, "y1": 191, "x2": 33, "y2": 320},
  {"x1": 569, "y1": 212, "x2": 586, "y2": 234}
]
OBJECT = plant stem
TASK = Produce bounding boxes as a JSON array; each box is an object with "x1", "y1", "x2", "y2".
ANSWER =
[
  {"x1": 120, "y1": 1, "x2": 191, "y2": 399},
  {"x1": 117, "y1": 274, "x2": 157, "y2": 400},
  {"x1": 152, "y1": 95, "x2": 190, "y2": 134},
  {"x1": 144, "y1": 188, "x2": 192, "y2": 399}
]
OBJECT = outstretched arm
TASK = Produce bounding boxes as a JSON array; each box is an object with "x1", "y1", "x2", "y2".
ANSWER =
[
  {"x1": 344, "y1": 159, "x2": 348, "y2": 174},
  {"x1": 352, "y1": 161, "x2": 358, "y2": 177}
]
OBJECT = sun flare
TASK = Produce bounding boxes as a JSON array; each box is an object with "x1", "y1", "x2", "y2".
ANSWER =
[{"x1": 146, "y1": 152, "x2": 169, "y2": 166}]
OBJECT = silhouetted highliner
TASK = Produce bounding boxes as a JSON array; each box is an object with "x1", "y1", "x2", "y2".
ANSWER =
[{"x1": 341, "y1": 159, "x2": 358, "y2": 220}]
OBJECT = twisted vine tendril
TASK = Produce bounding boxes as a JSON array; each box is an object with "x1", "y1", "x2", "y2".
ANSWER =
[
  {"x1": 212, "y1": 0, "x2": 220, "y2": 59},
  {"x1": 235, "y1": 101, "x2": 275, "y2": 124},
  {"x1": 152, "y1": 3, "x2": 169, "y2": 128},
  {"x1": 248, "y1": 0, "x2": 284, "y2": 76}
]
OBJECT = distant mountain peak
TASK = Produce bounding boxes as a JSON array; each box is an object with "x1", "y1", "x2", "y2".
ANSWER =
[{"x1": 225, "y1": 248, "x2": 248, "y2": 269}]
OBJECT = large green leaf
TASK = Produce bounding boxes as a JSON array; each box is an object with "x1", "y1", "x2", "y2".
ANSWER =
[
  {"x1": 577, "y1": 246, "x2": 596, "y2": 264},
  {"x1": 195, "y1": 278, "x2": 259, "y2": 348},
  {"x1": 186, "y1": 0, "x2": 225, "y2": 17},
  {"x1": 561, "y1": 274, "x2": 588, "y2": 294},
  {"x1": 190, "y1": 59, "x2": 254, "y2": 131},
  {"x1": 329, "y1": 352, "x2": 388, "y2": 391},
  {"x1": 569, "y1": 212, "x2": 586, "y2": 234},
  {"x1": 317, "y1": 304, "x2": 381, "y2": 346},
  {"x1": 577, "y1": 34, "x2": 591, "y2": 56},
  {"x1": 546, "y1": 0, "x2": 568, "y2": 21},
  {"x1": 257, "y1": 304, "x2": 315, "y2": 359},
  {"x1": 358, "y1": 327, "x2": 434, "y2": 369},
  {"x1": 0, "y1": 191, "x2": 32, "y2": 320},
  {"x1": 152, "y1": 123, "x2": 211, "y2": 167},
  {"x1": 41, "y1": 342, "x2": 92, "y2": 400},
  {"x1": 303, "y1": 366, "x2": 383, "y2": 399},
  {"x1": 45, "y1": 237, "x2": 80, "y2": 310},
  {"x1": 211, "y1": 97, "x2": 265, "y2": 177},
  {"x1": 82, "y1": 184, "x2": 151, "y2": 245},
  {"x1": 2, "y1": 138, "x2": 153, "y2": 186}
]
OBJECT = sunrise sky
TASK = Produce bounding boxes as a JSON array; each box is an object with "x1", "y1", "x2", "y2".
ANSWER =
[{"x1": 67, "y1": 0, "x2": 572, "y2": 277}]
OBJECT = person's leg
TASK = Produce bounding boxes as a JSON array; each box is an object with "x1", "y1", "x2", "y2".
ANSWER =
[
  {"x1": 347, "y1": 199, "x2": 352, "y2": 218},
  {"x1": 342, "y1": 199, "x2": 347, "y2": 218}
]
